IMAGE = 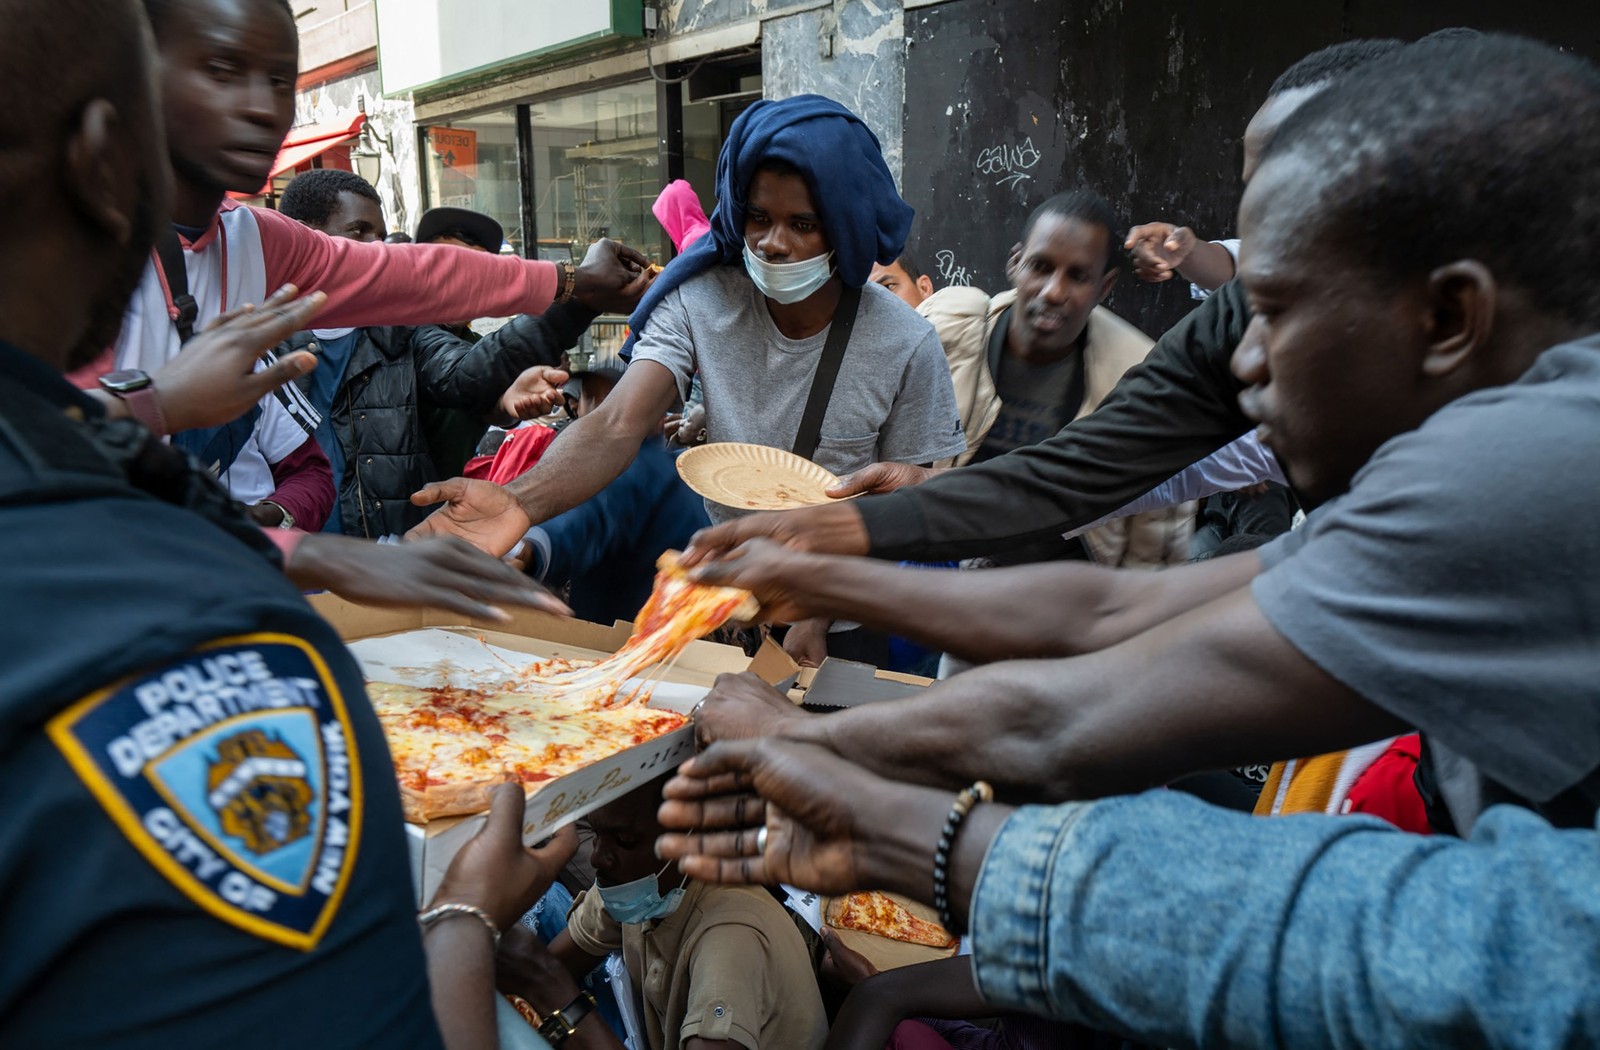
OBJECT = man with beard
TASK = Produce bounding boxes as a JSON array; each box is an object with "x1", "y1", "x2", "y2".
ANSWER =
[{"x1": 0, "y1": 2, "x2": 594, "y2": 1045}]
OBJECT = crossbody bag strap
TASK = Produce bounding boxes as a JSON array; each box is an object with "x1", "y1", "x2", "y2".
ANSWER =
[
  {"x1": 155, "y1": 227, "x2": 199, "y2": 344},
  {"x1": 791, "y1": 283, "x2": 861, "y2": 461}
]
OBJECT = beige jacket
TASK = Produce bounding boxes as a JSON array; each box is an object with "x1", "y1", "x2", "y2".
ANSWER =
[{"x1": 919, "y1": 286, "x2": 1193, "y2": 567}]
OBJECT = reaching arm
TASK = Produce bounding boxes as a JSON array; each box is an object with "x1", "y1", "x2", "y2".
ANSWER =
[
  {"x1": 857, "y1": 278, "x2": 1255, "y2": 560},
  {"x1": 827, "y1": 956, "x2": 988, "y2": 1050},
  {"x1": 504, "y1": 361, "x2": 680, "y2": 525},
  {"x1": 253, "y1": 205, "x2": 559, "y2": 327},
  {"x1": 683, "y1": 280, "x2": 1255, "y2": 564},
  {"x1": 780, "y1": 585, "x2": 1406, "y2": 798},
  {"x1": 404, "y1": 362, "x2": 680, "y2": 555},
  {"x1": 413, "y1": 304, "x2": 597, "y2": 413},
  {"x1": 659, "y1": 741, "x2": 1600, "y2": 1049},
  {"x1": 692, "y1": 540, "x2": 1262, "y2": 663}
]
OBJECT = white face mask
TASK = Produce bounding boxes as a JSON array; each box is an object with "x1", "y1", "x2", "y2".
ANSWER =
[{"x1": 744, "y1": 245, "x2": 835, "y2": 304}]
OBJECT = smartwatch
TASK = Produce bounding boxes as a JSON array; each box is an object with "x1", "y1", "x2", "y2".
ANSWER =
[
  {"x1": 536, "y1": 990, "x2": 597, "y2": 1045},
  {"x1": 98, "y1": 369, "x2": 168, "y2": 436}
]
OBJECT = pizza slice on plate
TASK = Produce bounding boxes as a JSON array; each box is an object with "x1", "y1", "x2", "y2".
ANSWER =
[{"x1": 826, "y1": 891, "x2": 958, "y2": 949}]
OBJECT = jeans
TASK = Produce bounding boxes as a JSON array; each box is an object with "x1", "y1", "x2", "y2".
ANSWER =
[{"x1": 970, "y1": 792, "x2": 1600, "y2": 1048}]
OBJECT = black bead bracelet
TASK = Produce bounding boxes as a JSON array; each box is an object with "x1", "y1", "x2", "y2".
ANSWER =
[{"x1": 933, "y1": 780, "x2": 994, "y2": 931}]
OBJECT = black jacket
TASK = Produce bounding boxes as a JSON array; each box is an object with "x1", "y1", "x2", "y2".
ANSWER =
[
  {"x1": 858, "y1": 280, "x2": 1255, "y2": 560},
  {"x1": 286, "y1": 304, "x2": 596, "y2": 538}
]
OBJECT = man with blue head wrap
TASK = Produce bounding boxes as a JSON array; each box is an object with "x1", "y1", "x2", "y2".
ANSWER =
[{"x1": 409, "y1": 95, "x2": 966, "y2": 567}]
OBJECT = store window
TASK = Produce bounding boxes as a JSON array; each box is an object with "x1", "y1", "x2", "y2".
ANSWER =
[
  {"x1": 527, "y1": 83, "x2": 661, "y2": 266},
  {"x1": 421, "y1": 109, "x2": 522, "y2": 252}
]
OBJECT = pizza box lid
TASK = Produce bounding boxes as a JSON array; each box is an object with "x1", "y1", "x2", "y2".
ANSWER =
[{"x1": 305, "y1": 594, "x2": 799, "y2": 904}]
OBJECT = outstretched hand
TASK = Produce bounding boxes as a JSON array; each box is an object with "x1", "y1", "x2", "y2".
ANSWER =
[
  {"x1": 573, "y1": 238, "x2": 656, "y2": 314},
  {"x1": 408, "y1": 477, "x2": 534, "y2": 558},
  {"x1": 499, "y1": 365, "x2": 569, "y2": 421},
  {"x1": 432, "y1": 786, "x2": 579, "y2": 930},
  {"x1": 656, "y1": 740, "x2": 869, "y2": 894},
  {"x1": 691, "y1": 670, "x2": 810, "y2": 749},
  {"x1": 682, "y1": 501, "x2": 871, "y2": 567},
  {"x1": 152, "y1": 284, "x2": 327, "y2": 434},
  {"x1": 688, "y1": 539, "x2": 826, "y2": 623},
  {"x1": 1123, "y1": 222, "x2": 1196, "y2": 283},
  {"x1": 825, "y1": 461, "x2": 939, "y2": 498},
  {"x1": 288, "y1": 533, "x2": 571, "y2": 620}
]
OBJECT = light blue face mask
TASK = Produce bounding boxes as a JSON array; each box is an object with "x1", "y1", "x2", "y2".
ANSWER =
[
  {"x1": 743, "y1": 245, "x2": 835, "y2": 304},
  {"x1": 596, "y1": 861, "x2": 687, "y2": 924}
]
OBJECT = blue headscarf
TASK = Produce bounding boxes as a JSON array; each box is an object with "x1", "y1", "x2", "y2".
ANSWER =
[{"x1": 621, "y1": 95, "x2": 913, "y2": 357}]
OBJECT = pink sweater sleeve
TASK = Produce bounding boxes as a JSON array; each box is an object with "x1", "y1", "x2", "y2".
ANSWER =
[{"x1": 252, "y1": 205, "x2": 558, "y2": 328}]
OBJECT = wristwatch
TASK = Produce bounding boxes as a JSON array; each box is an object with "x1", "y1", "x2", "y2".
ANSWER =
[
  {"x1": 258, "y1": 499, "x2": 296, "y2": 530},
  {"x1": 537, "y1": 990, "x2": 597, "y2": 1045},
  {"x1": 98, "y1": 368, "x2": 168, "y2": 436}
]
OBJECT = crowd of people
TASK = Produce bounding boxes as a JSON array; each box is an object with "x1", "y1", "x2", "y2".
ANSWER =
[{"x1": 3, "y1": 0, "x2": 1597, "y2": 1045}]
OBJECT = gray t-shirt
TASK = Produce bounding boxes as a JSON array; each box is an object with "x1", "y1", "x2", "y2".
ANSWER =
[
  {"x1": 631, "y1": 266, "x2": 967, "y2": 520},
  {"x1": 1252, "y1": 333, "x2": 1600, "y2": 834}
]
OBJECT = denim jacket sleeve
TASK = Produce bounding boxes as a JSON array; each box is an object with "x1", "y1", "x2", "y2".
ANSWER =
[{"x1": 969, "y1": 792, "x2": 1600, "y2": 1048}]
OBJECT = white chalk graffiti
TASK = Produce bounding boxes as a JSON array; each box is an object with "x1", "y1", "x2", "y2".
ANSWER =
[
  {"x1": 975, "y1": 136, "x2": 1042, "y2": 188},
  {"x1": 935, "y1": 249, "x2": 976, "y2": 287}
]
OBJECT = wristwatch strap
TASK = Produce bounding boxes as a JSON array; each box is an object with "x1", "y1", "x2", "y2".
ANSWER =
[
  {"x1": 554, "y1": 260, "x2": 578, "y2": 304},
  {"x1": 116, "y1": 383, "x2": 168, "y2": 436},
  {"x1": 536, "y1": 989, "x2": 597, "y2": 1044}
]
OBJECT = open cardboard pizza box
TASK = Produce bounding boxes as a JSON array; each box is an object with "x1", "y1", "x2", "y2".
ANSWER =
[{"x1": 308, "y1": 594, "x2": 799, "y2": 904}]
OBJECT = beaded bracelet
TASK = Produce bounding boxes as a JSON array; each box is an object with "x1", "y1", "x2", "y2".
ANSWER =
[{"x1": 933, "y1": 780, "x2": 994, "y2": 931}]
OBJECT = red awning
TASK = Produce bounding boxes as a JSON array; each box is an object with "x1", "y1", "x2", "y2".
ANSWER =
[
  {"x1": 267, "y1": 112, "x2": 366, "y2": 180},
  {"x1": 230, "y1": 113, "x2": 367, "y2": 198}
]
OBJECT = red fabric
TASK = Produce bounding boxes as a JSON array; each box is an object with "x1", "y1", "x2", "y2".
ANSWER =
[
  {"x1": 1343, "y1": 733, "x2": 1432, "y2": 834},
  {"x1": 248, "y1": 202, "x2": 559, "y2": 328},
  {"x1": 65, "y1": 349, "x2": 116, "y2": 390},
  {"x1": 263, "y1": 526, "x2": 306, "y2": 564},
  {"x1": 889, "y1": 1020, "x2": 956, "y2": 1050},
  {"x1": 264, "y1": 435, "x2": 334, "y2": 532},
  {"x1": 463, "y1": 425, "x2": 559, "y2": 485}
]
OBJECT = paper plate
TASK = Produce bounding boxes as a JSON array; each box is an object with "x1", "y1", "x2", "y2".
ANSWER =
[{"x1": 676, "y1": 442, "x2": 847, "y2": 510}]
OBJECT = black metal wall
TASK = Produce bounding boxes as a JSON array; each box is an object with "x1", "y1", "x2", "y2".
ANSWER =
[{"x1": 901, "y1": 0, "x2": 1600, "y2": 338}]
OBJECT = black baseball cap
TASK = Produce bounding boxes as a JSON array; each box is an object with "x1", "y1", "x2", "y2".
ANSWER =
[{"x1": 414, "y1": 207, "x2": 505, "y2": 253}]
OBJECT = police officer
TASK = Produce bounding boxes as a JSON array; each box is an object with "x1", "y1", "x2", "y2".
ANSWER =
[{"x1": 0, "y1": 2, "x2": 584, "y2": 1044}]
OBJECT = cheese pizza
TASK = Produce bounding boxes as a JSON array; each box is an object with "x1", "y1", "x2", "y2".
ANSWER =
[
  {"x1": 367, "y1": 552, "x2": 757, "y2": 823},
  {"x1": 825, "y1": 891, "x2": 958, "y2": 949}
]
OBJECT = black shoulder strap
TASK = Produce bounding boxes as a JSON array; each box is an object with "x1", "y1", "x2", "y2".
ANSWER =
[
  {"x1": 792, "y1": 283, "x2": 861, "y2": 460},
  {"x1": 156, "y1": 227, "x2": 199, "y2": 344}
]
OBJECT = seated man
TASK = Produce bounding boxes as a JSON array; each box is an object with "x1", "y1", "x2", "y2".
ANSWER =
[
  {"x1": 548, "y1": 776, "x2": 827, "y2": 1050},
  {"x1": 275, "y1": 172, "x2": 591, "y2": 538},
  {"x1": 522, "y1": 357, "x2": 711, "y2": 626},
  {"x1": 685, "y1": 32, "x2": 1600, "y2": 845}
]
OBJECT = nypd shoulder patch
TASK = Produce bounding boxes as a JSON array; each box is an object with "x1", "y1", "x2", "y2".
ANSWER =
[{"x1": 47, "y1": 633, "x2": 363, "y2": 951}]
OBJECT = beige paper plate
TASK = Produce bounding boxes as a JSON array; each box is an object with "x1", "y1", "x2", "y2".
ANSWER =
[
  {"x1": 676, "y1": 442, "x2": 847, "y2": 510},
  {"x1": 821, "y1": 891, "x2": 960, "y2": 971}
]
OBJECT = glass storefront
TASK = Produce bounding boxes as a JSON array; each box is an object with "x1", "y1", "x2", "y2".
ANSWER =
[
  {"x1": 421, "y1": 108, "x2": 522, "y2": 251},
  {"x1": 527, "y1": 82, "x2": 662, "y2": 266}
]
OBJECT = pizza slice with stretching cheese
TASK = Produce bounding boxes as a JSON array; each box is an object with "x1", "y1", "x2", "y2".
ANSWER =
[{"x1": 826, "y1": 891, "x2": 958, "y2": 949}]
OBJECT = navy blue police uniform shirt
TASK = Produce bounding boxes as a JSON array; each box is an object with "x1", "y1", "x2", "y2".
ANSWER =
[{"x1": 0, "y1": 340, "x2": 445, "y2": 1048}]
